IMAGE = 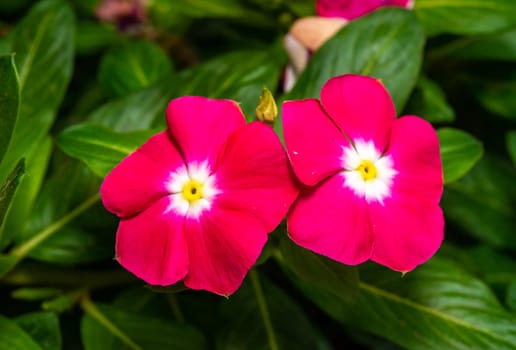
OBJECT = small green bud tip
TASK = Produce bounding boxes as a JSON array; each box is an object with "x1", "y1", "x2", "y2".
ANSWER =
[{"x1": 255, "y1": 87, "x2": 278, "y2": 125}]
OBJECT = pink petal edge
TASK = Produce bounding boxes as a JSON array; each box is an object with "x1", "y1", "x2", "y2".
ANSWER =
[
  {"x1": 320, "y1": 74, "x2": 396, "y2": 152},
  {"x1": 183, "y1": 207, "x2": 268, "y2": 296}
]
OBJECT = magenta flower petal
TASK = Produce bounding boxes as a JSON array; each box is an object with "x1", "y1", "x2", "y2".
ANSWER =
[
  {"x1": 288, "y1": 174, "x2": 374, "y2": 265},
  {"x1": 183, "y1": 208, "x2": 268, "y2": 296},
  {"x1": 215, "y1": 122, "x2": 299, "y2": 232},
  {"x1": 283, "y1": 99, "x2": 348, "y2": 186},
  {"x1": 166, "y1": 96, "x2": 246, "y2": 166},
  {"x1": 316, "y1": 0, "x2": 412, "y2": 20},
  {"x1": 369, "y1": 201, "x2": 444, "y2": 272},
  {"x1": 368, "y1": 116, "x2": 444, "y2": 272},
  {"x1": 384, "y1": 116, "x2": 444, "y2": 204},
  {"x1": 101, "y1": 131, "x2": 184, "y2": 217},
  {"x1": 320, "y1": 75, "x2": 396, "y2": 151},
  {"x1": 116, "y1": 196, "x2": 189, "y2": 286}
]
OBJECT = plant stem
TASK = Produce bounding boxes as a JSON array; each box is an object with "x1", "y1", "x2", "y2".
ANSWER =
[
  {"x1": 2, "y1": 262, "x2": 137, "y2": 289},
  {"x1": 166, "y1": 294, "x2": 185, "y2": 323},
  {"x1": 80, "y1": 292, "x2": 142, "y2": 350},
  {"x1": 10, "y1": 193, "x2": 100, "y2": 260},
  {"x1": 249, "y1": 269, "x2": 279, "y2": 350}
]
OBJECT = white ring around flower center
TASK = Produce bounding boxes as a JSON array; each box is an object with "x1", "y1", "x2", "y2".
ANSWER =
[
  {"x1": 165, "y1": 161, "x2": 219, "y2": 218},
  {"x1": 340, "y1": 139, "x2": 397, "y2": 205}
]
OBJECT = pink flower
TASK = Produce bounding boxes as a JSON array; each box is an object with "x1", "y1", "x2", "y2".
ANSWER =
[
  {"x1": 316, "y1": 0, "x2": 414, "y2": 20},
  {"x1": 283, "y1": 75, "x2": 444, "y2": 272},
  {"x1": 101, "y1": 96, "x2": 299, "y2": 296}
]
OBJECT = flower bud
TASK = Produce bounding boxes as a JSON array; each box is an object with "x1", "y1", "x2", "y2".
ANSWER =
[{"x1": 255, "y1": 87, "x2": 278, "y2": 125}]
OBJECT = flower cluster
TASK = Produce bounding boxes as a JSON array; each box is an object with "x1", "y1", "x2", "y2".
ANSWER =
[{"x1": 101, "y1": 75, "x2": 444, "y2": 295}]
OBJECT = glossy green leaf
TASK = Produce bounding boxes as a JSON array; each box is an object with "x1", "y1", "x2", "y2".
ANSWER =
[
  {"x1": 0, "y1": 158, "x2": 24, "y2": 232},
  {"x1": 98, "y1": 40, "x2": 173, "y2": 97},
  {"x1": 437, "y1": 128, "x2": 483, "y2": 183},
  {"x1": 217, "y1": 273, "x2": 328, "y2": 350},
  {"x1": 279, "y1": 235, "x2": 359, "y2": 302},
  {"x1": 15, "y1": 312, "x2": 61, "y2": 350},
  {"x1": 0, "y1": 54, "x2": 20, "y2": 165},
  {"x1": 0, "y1": 0, "x2": 74, "y2": 245},
  {"x1": 57, "y1": 123, "x2": 158, "y2": 177},
  {"x1": 81, "y1": 303, "x2": 206, "y2": 350},
  {"x1": 415, "y1": 0, "x2": 516, "y2": 35},
  {"x1": 282, "y1": 257, "x2": 516, "y2": 349},
  {"x1": 441, "y1": 155, "x2": 516, "y2": 250},
  {"x1": 405, "y1": 76, "x2": 455, "y2": 123},
  {"x1": 287, "y1": 8, "x2": 424, "y2": 112},
  {"x1": 0, "y1": 315, "x2": 42, "y2": 350},
  {"x1": 88, "y1": 81, "x2": 174, "y2": 132},
  {"x1": 507, "y1": 131, "x2": 516, "y2": 164}
]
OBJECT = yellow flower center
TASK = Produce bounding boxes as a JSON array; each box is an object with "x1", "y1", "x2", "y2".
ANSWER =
[
  {"x1": 181, "y1": 179, "x2": 204, "y2": 202},
  {"x1": 357, "y1": 160, "x2": 377, "y2": 181}
]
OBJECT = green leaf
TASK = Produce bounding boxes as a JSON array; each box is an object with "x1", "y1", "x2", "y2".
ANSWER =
[
  {"x1": 88, "y1": 81, "x2": 174, "y2": 132},
  {"x1": 76, "y1": 21, "x2": 119, "y2": 55},
  {"x1": 15, "y1": 312, "x2": 61, "y2": 350},
  {"x1": 0, "y1": 315, "x2": 42, "y2": 350},
  {"x1": 437, "y1": 128, "x2": 483, "y2": 183},
  {"x1": 445, "y1": 28, "x2": 516, "y2": 61},
  {"x1": 1, "y1": 137, "x2": 52, "y2": 248},
  {"x1": 507, "y1": 131, "x2": 516, "y2": 164},
  {"x1": 287, "y1": 8, "x2": 424, "y2": 112},
  {"x1": 0, "y1": 54, "x2": 20, "y2": 165},
  {"x1": 415, "y1": 0, "x2": 516, "y2": 35},
  {"x1": 441, "y1": 155, "x2": 516, "y2": 250},
  {"x1": 404, "y1": 76, "x2": 455, "y2": 123},
  {"x1": 57, "y1": 123, "x2": 158, "y2": 177},
  {"x1": 98, "y1": 39, "x2": 173, "y2": 97},
  {"x1": 217, "y1": 274, "x2": 328, "y2": 350},
  {"x1": 148, "y1": 0, "x2": 274, "y2": 30},
  {"x1": 81, "y1": 303, "x2": 206, "y2": 350},
  {"x1": 173, "y1": 49, "x2": 286, "y2": 120},
  {"x1": 0, "y1": 254, "x2": 19, "y2": 277},
  {"x1": 0, "y1": 0, "x2": 74, "y2": 245},
  {"x1": 279, "y1": 235, "x2": 359, "y2": 302},
  {"x1": 475, "y1": 79, "x2": 516, "y2": 120},
  {"x1": 283, "y1": 257, "x2": 516, "y2": 349},
  {"x1": 0, "y1": 158, "x2": 24, "y2": 231}
]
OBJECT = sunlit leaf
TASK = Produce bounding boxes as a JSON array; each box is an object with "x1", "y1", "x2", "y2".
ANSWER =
[{"x1": 0, "y1": 315, "x2": 42, "y2": 350}]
